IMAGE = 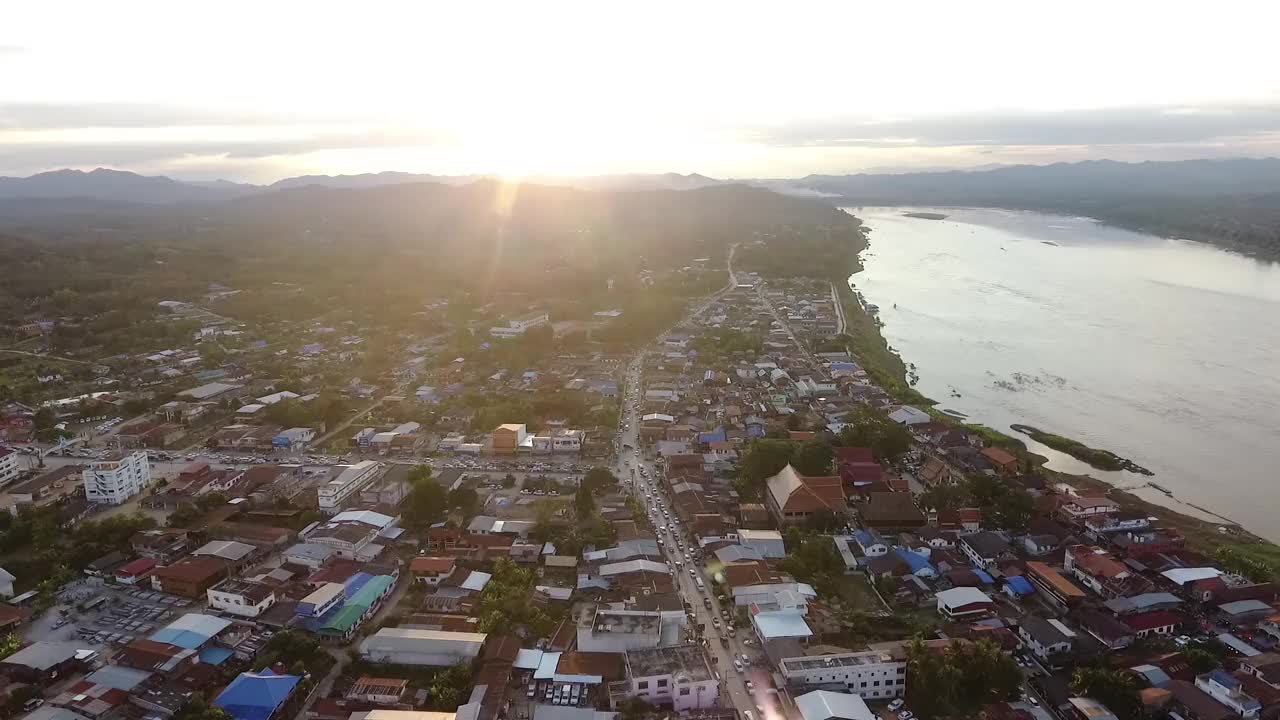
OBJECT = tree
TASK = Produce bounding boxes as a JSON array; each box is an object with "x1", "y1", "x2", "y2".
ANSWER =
[
  {"x1": 405, "y1": 476, "x2": 448, "y2": 531},
  {"x1": 907, "y1": 638, "x2": 1021, "y2": 718},
  {"x1": 1184, "y1": 647, "x2": 1219, "y2": 674},
  {"x1": 174, "y1": 695, "x2": 233, "y2": 720},
  {"x1": 447, "y1": 486, "x2": 479, "y2": 517},
  {"x1": 575, "y1": 482, "x2": 595, "y2": 520},
  {"x1": 966, "y1": 475, "x2": 1033, "y2": 530},
  {"x1": 502, "y1": 473, "x2": 516, "y2": 488},
  {"x1": 583, "y1": 467, "x2": 618, "y2": 491},
  {"x1": 918, "y1": 483, "x2": 970, "y2": 513},
  {"x1": 739, "y1": 439, "x2": 796, "y2": 485},
  {"x1": 792, "y1": 438, "x2": 835, "y2": 476},
  {"x1": 0, "y1": 633, "x2": 19, "y2": 660},
  {"x1": 428, "y1": 661, "x2": 475, "y2": 710},
  {"x1": 1072, "y1": 666, "x2": 1142, "y2": 720}
]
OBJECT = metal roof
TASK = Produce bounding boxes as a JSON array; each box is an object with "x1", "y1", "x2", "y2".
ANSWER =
[
  {"x1": 149, "y1": 613, "x2": 232, "y2": 649},
  {"x1": 796, "y1": 690, "x2": 875, "y2": 720},
  {"x1": 193, "y1": 540, "x2": 255, "y2": 561}
]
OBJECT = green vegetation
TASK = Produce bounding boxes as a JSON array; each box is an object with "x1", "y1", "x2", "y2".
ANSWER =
[
  {"x1": 1215, "y1": 545, "x2": 1276, "y2": 582},
  {"x1": 253, "y1": 630, "x2": 335, "y2": 677},
  {"x1": 1071, "y1": 666, "x2": 1142, "y2": 720},
  {"x1": 1011, "y1": 424, "x2": 1151, "y2": 474},
  {"x1": 173, "y1": 695, "x2": 234, "y2": 720},
  {"x1": 918, "y1": 475, "x2": 1034, "y2": 531},
  {"x1": 906, "y1": 638, "x2": 1022, "y2": 719},
  {"x1": 779, "y1": 529, "x2": 847, "y2": 597},
  {"x1": 475, "y1": 558, "x2": 562, "y2": 635},
  {"x1": 403, "y1": 466, "x2": 448, "y2": 531}
]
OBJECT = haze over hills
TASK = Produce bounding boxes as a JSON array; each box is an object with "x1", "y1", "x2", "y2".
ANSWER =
[{"x1": 2, "y1": 159, "x2": 1280, "y2": 259}]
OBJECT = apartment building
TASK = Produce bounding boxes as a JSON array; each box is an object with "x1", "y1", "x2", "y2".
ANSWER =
[
  {"x1": 318, "y1": 461, "x2": 382, "y2": 513},
  {"x1": 207, "y1": 579, "x2": 277, "y2": 618},
  {"x1": 0, "y1": 448, "x2": 20, "y2": 488},
  {"x1": 83, "y1": 451, "x2": 153, "y2": 505},
  {"x1": 778, "y1": 646, "x2": 907, "y2": 701}
]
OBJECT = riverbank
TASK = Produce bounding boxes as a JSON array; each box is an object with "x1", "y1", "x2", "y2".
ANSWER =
[
  {"x1": 840, "y1": 207, "x2": 1280, "y2": 568},
  {"x1": 1010, "y1": 424, "x2": 1152, "y2": 475}
]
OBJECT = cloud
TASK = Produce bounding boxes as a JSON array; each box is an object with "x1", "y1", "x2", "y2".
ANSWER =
[
  {"x1": 0, "y1": 102, "x2": 315, "y2": 131},
  {"x1": 749, "y1": 105, "x2": 1280, "y2": 149}
]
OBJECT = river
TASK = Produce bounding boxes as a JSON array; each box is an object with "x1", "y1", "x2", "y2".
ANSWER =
[{"x1": 849, "y1": 207, "x2": 1280, "y2": 541}]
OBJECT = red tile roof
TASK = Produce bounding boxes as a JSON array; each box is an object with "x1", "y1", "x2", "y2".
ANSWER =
[{"x1": 1123, "y1": 610, "x2": 1186, "y2": 632}]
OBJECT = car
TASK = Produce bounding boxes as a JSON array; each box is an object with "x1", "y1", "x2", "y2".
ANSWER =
[
  {"x1": 745, "y1": 680, "x2": 754, "y2": 691},
  {"x1": 888, "y1": 700, "x2": 905, "y2": 712},
  {"x1": 899, "y1": 712, "x2": 914, "y2": 720},
  {"x1": 733, "y1": 659, "x2": 744, "y2": 672},
  {"x1": 1027, "y1": 696, "x2": 1039, "y2": 707}
]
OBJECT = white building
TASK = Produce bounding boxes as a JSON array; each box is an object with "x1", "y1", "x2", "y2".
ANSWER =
[
  {"x1": 359, "y1": 628, "x2": 487, "y2": 666},
  {"x1": 618, "y1": 644, "x2": 718, "y2": 711},
  {"x1": 1195, "y1": 671, "x2": 1262, "y2": 718},
  {"x1": 796, "y1": 690, "x2": 877, "y2": 720},
  {"x1": 779, "y1": 647, "x2": 907, "y2": 700},
  {"x1": 577, "y1": 609, "x2": 686, "y2": 653},
  {"x1": 739, "y1": 529, "x2": 786, "y2": 559},
  {"x1": 318, "y1": 461, "x2": 382, "y2": 513},
  {"x1": 83, "y1": 451, "x2": 153, "y2": 505},
  {"x1": 489, "y1": 311, "x2": 550, "y2": 339},
  {"x1": 1018, "y1": 616, "x2": 1075, "y2": 660},
  {"x1": 552, "y1": 429, "x2": 584, "y2": 453},
  {"x1": 0, "y1": 449, "x2": 20, "y2": 488},
  {"x1": 207, "y1": 579, "x2": 276, "y2": 618}
]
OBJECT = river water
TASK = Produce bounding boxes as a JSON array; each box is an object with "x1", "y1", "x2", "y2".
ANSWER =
[{"x1": 849, "y1": 207, "x2": 1280, "y2": 541}]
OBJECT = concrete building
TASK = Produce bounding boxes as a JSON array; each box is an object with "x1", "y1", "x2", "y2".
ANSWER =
[
  {"x1": 489, "y1": 311, "x2": 549, "y2": 339},
  {"x1": 935, "y1": 587, "x2": 995, "y2": 619},
  {"x1": 577, "y1": 608, "x2": 686, "y2": 653},
  {"x1": 83, "y1": 451, "x2": 153, "y2": 505},
  {"x1": 318, "y1": 461, "x2": 382, "y2": 513},
  {"x1": 1194, "y1": 671, "x2": 1261, "y2": 718},
  {"x1": 616, "y1": 644, "x2": 718, "y2": 711},
  {"x1": 0, "y1": 448, "x2": 19, "y2": 488},
  {"x1": 1018, "y1": 616, "x2": 1075, "y2": 660},
  {"x1": 207, "y1": 579, "x2": 276, "y2": 618},
  {"x1": 779, "y1": 647, "x2": 907, "y2": 700},
  {"x1": 359, "y1": 628, "x2": 487, "y2": 666}
]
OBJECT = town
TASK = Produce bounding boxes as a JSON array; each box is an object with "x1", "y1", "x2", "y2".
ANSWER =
[{"x1": 0, "y1": 241, "x2": 1275, "y2": 720}]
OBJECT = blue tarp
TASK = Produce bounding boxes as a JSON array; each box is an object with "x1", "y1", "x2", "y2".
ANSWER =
[
  {"x1": 214, "y1": 670, "x2": 302, "y2": 720},
  {"x1": 1006, "y1": 576, "x2": 1035, "y2": 595},
  {"x1": 974, "y1": 569, "x2": 995, "y2": 584},
  {"x1": 699, "y1": 427, "x2": 727, "y2": 444}
]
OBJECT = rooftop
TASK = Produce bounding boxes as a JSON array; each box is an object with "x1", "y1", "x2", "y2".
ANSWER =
[{"x1": 624, "y1": 643, "x2": 713, "y2": 680}]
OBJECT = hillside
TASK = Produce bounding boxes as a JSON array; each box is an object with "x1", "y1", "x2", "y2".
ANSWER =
[{"x1": 792, "y1": 158, "x2": 1280, "y2": 259}]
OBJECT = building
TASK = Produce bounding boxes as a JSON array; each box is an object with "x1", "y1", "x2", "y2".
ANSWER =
[
  {"x1": 410, "y1": 557, "x2": 456, "y2": 586},
  {"x1": 0, "y1": 448, "x2": 20, "y2": 487},
  {"x1": 1194, "y1": 671, "x2": 1261, "y2": 719},
  {"x1": 82, "y1": 451, "x2": 153, "y2": 505},
  {"x1": 347, "y1": 677, "x2": 409, "y2": 705},
  {"x1": 779, "y1": 648, "x2": 907, "y2": 700},
  {"x1": 765, "y1": 464, "x2": 845, "y2": 526},
  {"x1": 739, "y1": 529, "x2": 787, "y2": 559},
  {"x1": 959, "y1": 531, "x2": 1012, "y2": 571},
  {"x1": 318, "y1": 461, "x2": 382, "y2": 513},
  {"x1": 214, "y1": 669, "x2": 302, "y2": 720},
  {"x1": 616, "y1": 644, "x2": 718, "y2": 711},
  {"x1": 795, "y1": 690, "x2": 877, "y2": 720},
  {"x1": 150, "y1": 556, "x2": 228, "y2": 598},
  {"x1": 492, "y1": 424, "x2": 528, "y2": 455},
  {"x1": 0, "y1": 641, "x2": 80, "y2": 682},
  {"x1": 1025, "y1": 561, "x2": 1089, "y2": 610},
  {"x1": 359, "y1": 628, "x2": 487, "y2": 666},
  {"x1": 935, "y1": 587, "x2": 995, "y2": 619},
  {"x1": 1018, "y1": 616, "x2": 1074, "y2": 660},
  {"x1": 577, "y1": 608, "x2": 684, "y2": 653},
  {"x1": 208, "y1": 579, "x2": 277, "y2": 618},
  {"x1": 489, "y1": 311, "x2": 550, "y2": 339}
]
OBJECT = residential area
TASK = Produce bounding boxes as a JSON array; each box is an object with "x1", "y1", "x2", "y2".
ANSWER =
[{"x1": 0, "y1": 254, "x2": 1274, "y2": 720}]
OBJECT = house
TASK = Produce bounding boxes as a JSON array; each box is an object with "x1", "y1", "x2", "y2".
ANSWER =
[
  {"x1": 936, "y1": 587, "x2": 995, "y2": 619},
  {"x1": 1025, "y1": 562, "x2": 1088, "y2": 609},
  {"x1": 1058, "y1": 495, "x2": 1120, "y2": 522},
  {"x1": 1122, "y1": 610, "x2": 1185, "y2": 639},
  {"x1": 765, "y1": 464, "x2": 845, "y2": 526},
  {"x1": 410, "y1": 557, "x2": 456, "y2": 586},
  {"x1": 0, "y1": 567, "x2": 14, "y2": 598},
  {"x1": 959, "y1": 531, "x2": 1012, "y2": 571},
  {"x1": 208, "y1": 579, "x2": 277, "y2": 618},
  {"x1": 1074, "y1": 609, "x2": 1136, "y2": 650},
  {"x1": 780, "y1": 647, "x2": 908, "y2": 700},
  {"x1": 1064, "y1": 545, "x2": 1134, "y2": 598},
  {"x1": 980, "y1": 447, "x2": 1018, "y2": 475},
  {"x1": 1018, "y1": 616, "x2": 1074, "y2": 660},
  {"x1": 0, "y1": 641, "x2": 81, "y2": 682},
  {"x1": 346, "y1": 677, "x2": 409, "y2": 706},
  {"x1": 1194, "y1": 671, "x2": 1261, "y2": 719},
  {"x1": 1168, "y1": 679, "x2": 1235, "y2": 720}
]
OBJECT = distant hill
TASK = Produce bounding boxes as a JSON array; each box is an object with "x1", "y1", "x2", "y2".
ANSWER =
[
  {"x1": 0, "y1": 168, "x2": 232, "y2": 204},
  {"x1": 792, "y1": 158, "x2": 1280, "y2": 202},
  {"x1": 785, "y1": 158, "x2": 1280, "y2": 260}
]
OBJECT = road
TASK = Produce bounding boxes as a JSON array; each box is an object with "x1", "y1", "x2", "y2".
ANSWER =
[
  {"x1": 830, "y1": 281, "x2": 848, "y2": 336},
  {"x1": 608, "y1": 251, "x2": 769, "y2": 714}
]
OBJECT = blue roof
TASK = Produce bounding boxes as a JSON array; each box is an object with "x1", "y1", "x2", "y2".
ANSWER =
[
  {"x1": 343, "y1": 572, "x2": 374, "y2": 598},
  {"x1": 831, "y1": 362, "x2": 860, "y2": 371},
  {"x1": 852, "y1": 530, "x2": 882, "y2": 548},
  {"x1": 699, "y1": 427, "x2": 727, "y2": 443},
  {"x1": 1006, "y1": 576, "x2": 1035, "y2": 595},
  {"x1": 893, "y1": 547, "x2": 935, "y2": 574},
  {"x1": 214, "y1": 670, "x2": 302, "y2": 720},
  {"x1": 199, "y1": 647, "x2": 235, "y2": 665},
  {"x1": 973, "y1": 569, "x2": 995, "y2": 584},
  {"x1": 747, "y1": 425, "x2": 766, "y2": 438}
]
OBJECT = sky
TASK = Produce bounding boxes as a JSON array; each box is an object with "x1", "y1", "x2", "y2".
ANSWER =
[{"x1": 3, "y1": 0, "x2": 1280, "y2": 182}]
